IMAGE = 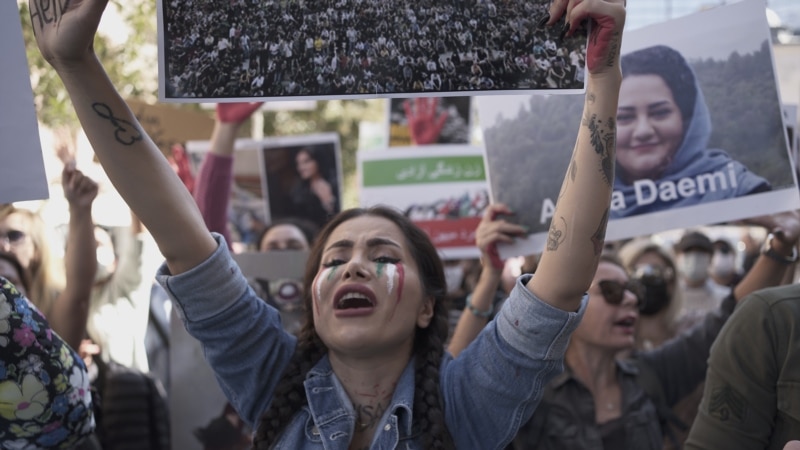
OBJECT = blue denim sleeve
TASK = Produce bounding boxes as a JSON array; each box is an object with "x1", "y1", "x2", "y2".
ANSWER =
[
  {"x1": 155, "y1": 233, "x2": 297, "y2": 428},
  {"x1": 441, "y1": 274, "x2": 587, "y2": 450}
]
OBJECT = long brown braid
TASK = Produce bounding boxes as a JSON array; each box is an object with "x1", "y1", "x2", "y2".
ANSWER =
[{"x1": 252, "y1": 207, "x2": 455, "y2": 449}]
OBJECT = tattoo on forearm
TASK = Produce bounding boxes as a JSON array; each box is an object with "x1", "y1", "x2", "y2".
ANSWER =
[
  {"x1": 29, "y1": 0, "x2": 71, "y2": 30},
  {"x1": 606, "y1": 31, "x2": 621, "y2": 67},
  {"x1": 92, "y1": 103, "x2": 143, "y2": 146},
  {"x1": 547, "y1": 216, "x2": 567, "y2": 251},
  {"x1": 591, "y1": 208, "x2": 609, "y2": 255},
  {"x1": 582, "y1": 111, "x2": 616, "y2": 186}
]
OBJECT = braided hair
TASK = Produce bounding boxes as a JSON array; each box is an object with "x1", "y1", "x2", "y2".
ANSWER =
[{"x1": 252, "y1": 206, "x2": 455, "y2": 449}]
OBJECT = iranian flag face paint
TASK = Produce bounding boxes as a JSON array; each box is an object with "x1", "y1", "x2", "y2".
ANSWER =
[
  {"x1": 376, "y1": 262, "x2": 404, "y2": 303},
  {"x1": 314, "y1": 266, "x2": 338, "y2": 314}
]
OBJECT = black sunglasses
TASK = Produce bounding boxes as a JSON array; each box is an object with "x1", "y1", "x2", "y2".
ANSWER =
[
  {"x1": 597, "y1": 279, "x2": 644, "y2": 308},
  {"x1": 0, "y1": 230, "x2": 25, "y2": 244}
]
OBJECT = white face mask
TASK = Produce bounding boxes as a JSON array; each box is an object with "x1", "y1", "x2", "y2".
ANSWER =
[
  {"x1": 94, "y1": 246, "x2": 116, "y2": 283},
  {"x1": 443, "y1": 265, "x2": 465, "y2": 294},
  {"x1": 710, "y1": 253, "x2": 736, "y2": 279},
  {"x1": 677, "y1": 252, "x2": 711, "y2": 284}
]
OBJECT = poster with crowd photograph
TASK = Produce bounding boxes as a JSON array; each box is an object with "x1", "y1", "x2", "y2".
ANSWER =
[
  {"x1": 387, "y1": 97, "x2": 472, "y2": 146},
  {"x1": 259, "y1": 134, "x2": 343, "y2": 230},
  {"x1": 157, "y1": 0, "x2": 587, "y2": 101},
  {"x1": 359, "y1": 146, "x2": 489, "y2": 259},
  {"x1": 477, "y1": 0, "x2": 800, "y2": 259},
  {"x1": 1, "y1": 1, "x2": 48, "y2": 203}
]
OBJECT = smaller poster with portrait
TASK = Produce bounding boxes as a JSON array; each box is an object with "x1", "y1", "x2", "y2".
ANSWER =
[
  {"x1": 478, "y1": 0, "x2": 800, "y2": 259},
  {"x1": 260, "y1": 134, "x2": 343, "y2": 230},
  {"x1": 359, "y1": 146, "x2": 489, "y2": 259},
  {"x1": 387, "y1": 97, "x2": 473, "y2": 147}
]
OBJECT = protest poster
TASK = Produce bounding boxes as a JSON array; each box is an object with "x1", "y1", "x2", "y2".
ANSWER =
[
  {"x1": 477, "y1": 0, "x2": 800, "y2": 258},
  {"x1": 1, "y1": 2, "x2": 48, "y2": 203},
  {"x1": 387, "y1": 97, "x2": 472, "y2": 147},
  {"x1": 359, "y1": 146, "x2": 489, "y2": 259},
  {"x1": 259, "y1": 134, "x2": 343, "y2": 230},
  {"x1": 170, "y1": 250, "x2": 307, "y2": 450},
  {"x1": 358, "y1": 121, "x2": 388, "y2": 151},
  {"x1": 126, "y1": 99, "x2": 215, "y2": 156},
  {"x1": 158, "y1": 0, "x2": 587, "y2": 102}
]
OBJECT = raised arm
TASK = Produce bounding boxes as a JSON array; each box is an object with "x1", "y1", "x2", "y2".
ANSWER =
[
  {"x1": 193, "y1": 103, "x2": 262, "y2": 249},
  {"x1": 30, "y1": 1, "x2": 216, "y2": 275},
  {"x1": 448, "y1": 203, "x2": 524, "y2": 357},
  {"x1": 51, "y1": 164, "x2": 98, "y2": 350},
  {"x1": 527, "y1": 0, "x2": 625, "y2": 311}
]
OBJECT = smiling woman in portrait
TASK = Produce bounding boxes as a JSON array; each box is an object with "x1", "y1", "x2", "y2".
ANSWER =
[{"x1": 611, "y1": 45, "x2": 771, "y2": 219}]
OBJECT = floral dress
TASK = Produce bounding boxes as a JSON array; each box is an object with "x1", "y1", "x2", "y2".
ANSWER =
[{"x1": 0, "y1": 277, "x2": 95, "y2": 449}]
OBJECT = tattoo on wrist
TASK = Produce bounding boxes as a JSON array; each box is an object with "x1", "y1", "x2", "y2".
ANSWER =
[
  {"x1": 92, "y1": 103, "x2": 143, "y2": 146},
  {"x1": 606, "y1": 32, "x2": 621, "y2": 67},
  {"x1": 547, "y1": 216, "x2": 567, "y2": 251},
  {"x1": 591, "y1": 208, "x2": 609, "y2": 255}
]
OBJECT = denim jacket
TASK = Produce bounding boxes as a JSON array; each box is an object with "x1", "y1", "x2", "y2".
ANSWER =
[{"x1": 157, "y1": 234, "x2": 587, "y2": 449}]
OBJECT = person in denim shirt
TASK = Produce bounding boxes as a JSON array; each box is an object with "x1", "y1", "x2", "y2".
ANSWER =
[{"x1": 28, "y1": 0, "x2": 626, "y2": 447}]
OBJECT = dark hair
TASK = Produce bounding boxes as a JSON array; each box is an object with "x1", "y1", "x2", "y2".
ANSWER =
[
  {"x1": 253, "y1": 206, "x2": 454, "y2": 449},
  {"x1": 621, "y1": 45, "x2": 697, "y2": 125},
  {"x1": 0, "y1": 250, "x2": 32, "y2": 294},
  {"x1": 257, "y1": 217, "x2": 320, "y2": 250},
  {"x1": 295, "y1": 146, "x2": 325, "y2": 173}
]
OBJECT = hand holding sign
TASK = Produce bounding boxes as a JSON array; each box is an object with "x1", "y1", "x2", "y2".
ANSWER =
[
  {"x1": 476, "y1": 204, "x2": 526, "y2": 271},
  {"x1": 543, "y1": 0, "x2": 625, "y2": 75}
]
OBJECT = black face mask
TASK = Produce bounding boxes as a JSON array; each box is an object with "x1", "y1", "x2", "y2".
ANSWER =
[{"x1": 633, "y1": 265, "x2": 673, "y2": 316}]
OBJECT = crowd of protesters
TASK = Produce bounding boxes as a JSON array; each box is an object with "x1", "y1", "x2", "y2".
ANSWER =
[{"x1": 163, "y1": 0, "x2": 586, "y2": 98}]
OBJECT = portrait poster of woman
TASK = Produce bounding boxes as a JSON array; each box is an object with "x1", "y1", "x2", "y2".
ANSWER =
[
  {"x1": 259, "y1": 134, "x2": 343, "y2": 230},
  {"x1": 477, "y1": 0, "x2": 800, "y2": 259}
]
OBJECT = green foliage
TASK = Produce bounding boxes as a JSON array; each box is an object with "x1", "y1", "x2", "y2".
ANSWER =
[{"x1": 19, "y1": 1, "x2": 156, "y2": 130}]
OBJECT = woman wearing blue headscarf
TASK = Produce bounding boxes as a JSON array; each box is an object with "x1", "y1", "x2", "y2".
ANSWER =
[{"x1": 611, "y1": 45, "x2": 771, "y2": 219}]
